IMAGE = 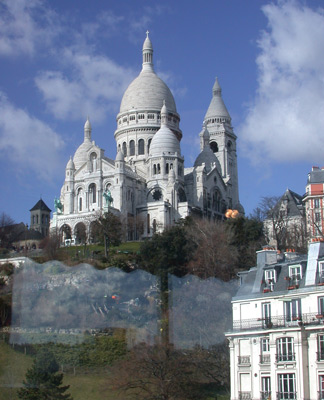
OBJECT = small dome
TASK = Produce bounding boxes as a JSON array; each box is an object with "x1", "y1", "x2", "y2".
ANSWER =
[
  {"x1": 115, "y1": 150, "x2": 125, "y2": 162},
  {"x1": 66, "y1": 156, "x2": 75, "y2": 170},
  {"x1": 73, "y1": 141, "x2": 92, "y2": 170},
  {"x1": 204, "y1": 77, "x2": 230, "y2": 121},
  {"x1": 194, "y1": 147, "x2": 219, "y2": 172},
  {"x1": 150, "y1": 125, "x2": 181, "y2": 157}
]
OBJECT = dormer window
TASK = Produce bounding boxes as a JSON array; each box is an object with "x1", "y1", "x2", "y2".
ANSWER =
[
  {"x1": 264, "y1": 269, "x2": 276, "y2": 291},
  {"x1": 289, "y1": 265, "x2": 302, "y2": 284},
  {"x1": 318, "y1": 262, "x2": 324, "y2": 284}
]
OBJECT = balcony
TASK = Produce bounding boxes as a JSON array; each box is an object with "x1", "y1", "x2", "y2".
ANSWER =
[
  {"x1": 261, "y1": 391, "x2": 271, "y2": 400},
  {"x1": 238, "y1": 355, "x2": 251, "y2": 365},
  {"x1": 239, "y1": 392, "x2": 251, "y2": 400},
  {"x1": 232, "y1": 312, "x2": 324, "y2": 332},
  {"x1": 260, "y1": 354, "x2": 271, "y2": 364},
  {"x1": 277, "y1": 392, "x2": 297, "y2": 400},
  {"x1": 276, "y1": 353, "x2": 295, "y2": 363}
]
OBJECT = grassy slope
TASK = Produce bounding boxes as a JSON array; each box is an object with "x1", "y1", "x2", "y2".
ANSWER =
[{"x1": 0, "y1": 341, "x2": 123, "y2": 400}]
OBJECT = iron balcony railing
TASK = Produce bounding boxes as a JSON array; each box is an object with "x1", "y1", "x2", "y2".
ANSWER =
[
  {"x1": 238, "y1": 355, "x2": 251, "y2": 365},
  {"x1": 239, "y1": 392, "x2": 251, "y2": 400},
  {"x1": 276, "y1": 352, "x2": 295, "y2": 362},
  {"x1": 276, "y1": 391, "x2": 297, "y2": 400},
  {"x1": 318, "y1": 390, "x2": 324, "y2": 400},
  {"x1": 232, "y1": 312, "x2": 324, "y2": 332},
  {"x1": 261, "y1": 391, "x2": 271, "y2": 400}
]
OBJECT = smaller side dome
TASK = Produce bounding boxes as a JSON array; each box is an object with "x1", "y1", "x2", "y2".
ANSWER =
[
  {"x1": 115, "y1": 150, "x2": 125, "y2": 162},
  {"x1": 194, "y1": 147, "x2": 219, "y2": 172},
  {"x1": 149, "y1": 103, "x2": 181, "y2": 157},
  {"x1": 66, "y1": 156, "x2": 75, "y2": 170}
]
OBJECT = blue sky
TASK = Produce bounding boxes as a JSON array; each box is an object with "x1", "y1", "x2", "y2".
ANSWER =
[{"x1": 1, "y1": 0, "x2": 324, "y2": 224}]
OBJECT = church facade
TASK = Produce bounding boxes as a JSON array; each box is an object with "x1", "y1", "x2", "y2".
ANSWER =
[{"x1": 51, "y1": 33, "x2": 243, "y2": 243}]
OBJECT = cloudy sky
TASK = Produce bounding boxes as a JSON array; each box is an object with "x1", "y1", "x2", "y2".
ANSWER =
[{"x1": 0, "y1": 0, "x2": 323, "y2": 224}]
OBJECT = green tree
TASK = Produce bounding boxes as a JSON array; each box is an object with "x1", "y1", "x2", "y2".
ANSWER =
[
  {"x1": 93, "y1": 212, "x2": 123, "y2": 257},
  {"x1": 18, "y1": 348, "x2": 73, "y2": 400},
  {"x1": 226, "y1": 216, "x2": 265, "y2": 269}
]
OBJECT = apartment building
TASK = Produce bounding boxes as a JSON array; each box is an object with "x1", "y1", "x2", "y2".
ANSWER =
[{"x1": 226, "y1": 242, "x2": 324, "y2": 400}]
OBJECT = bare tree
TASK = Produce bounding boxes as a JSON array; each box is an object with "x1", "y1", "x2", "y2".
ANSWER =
[{"x1": 185, "y1": 218, "x2": 238, "y2": 280}]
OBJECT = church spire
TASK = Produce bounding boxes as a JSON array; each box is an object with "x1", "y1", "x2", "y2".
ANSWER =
[
  {"x1": 84, "y1": 116, "x2": 91, "y2": 142},
  {"x1": 142, "y1": 31, "x2": 154, "y2": 72}
]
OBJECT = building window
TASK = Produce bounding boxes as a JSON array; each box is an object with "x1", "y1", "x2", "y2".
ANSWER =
[
  {"x1": 138, "y1": 114, "x2": 145, "y2": 120},
  {"x1": 315, "y1": 198, "x2": 320, "y2": 208},
  {"x1": 264, "y1": 269, "x2": 276, "y2": 291},
  {"x1": 316, "y1": 212, "x2": 321, "y2": 222},
  {"x1": 147, "y1": 138, "x2": 152, "y2": 153},
  {"x1": 319, "y1": 297, "x2": 324, "y2": 316},
  {"x1": 210, "y1": 141, "x2": 218, "y2": 153},
  {"x1": 289, "y1": 265, "x2": 302, "y2": 283},
  {"x1": 318, "y1": 335, "x2": 324, "y2": 361},
  {"x1": 276, "y1": 337, "x2": 295, "y2": 362},
  {"x1": 122, "y1": 142, "x2": 127, "y2": 156},
  {"x1": 89, "y1": 183, "x2": 96, "y2": 204},
  {"x1": 284, "y1": 299, "x2": 301, "y2": 322},
  {"x1": 262, "y1": 302, "x2": 271, "y2": 328},
  {"x1": 319, "y1": 263, "x2": 324, "y2": 284},
  {"x1": 129, "y1": 115, "x2": 135, "y2": 121},
  {"x1": 319, "y1": 375, "x2": 324, "y2": 400},
  {"x1": 277, "y1": 373, "x2": 296, "y2": 400},
  {"x1": 260, "y1": 338, "x2": 270, "y2": 364},
  {"x1": 138, "y1": 139, "x2": 144, "y2": 155},
  {"x1": 129, "y1": 140, "x2": 135, "y2": 156},
  {"x1": 148, "y1": 113, "x2": 154, "y2": 119},
  {"x1": 261, "y1": 377, "x2": 271, "y2": 400}
]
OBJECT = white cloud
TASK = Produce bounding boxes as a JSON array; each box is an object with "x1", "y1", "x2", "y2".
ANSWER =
[
  {"x1": 35, "y1": 50, "x2": 136, "y2": 121},
  {"x1": 0, "y1": 92, "x2": 65, "y2": 180},
  {"x1": 240, "y1": 1, "x2": 324, "y2": 165},
  {"x1": 0, "y1": 0, "x2": 58, "y2": 57}
]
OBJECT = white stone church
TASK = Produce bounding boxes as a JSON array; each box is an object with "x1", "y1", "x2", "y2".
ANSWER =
[{"x1": 51, "y1": 33, "x2": 243, "y2": 243}]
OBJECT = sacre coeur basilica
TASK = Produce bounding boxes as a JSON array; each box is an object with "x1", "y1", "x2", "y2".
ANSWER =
[{"x1": 51, "y1": 33, "x2": 244, "y2": 243}]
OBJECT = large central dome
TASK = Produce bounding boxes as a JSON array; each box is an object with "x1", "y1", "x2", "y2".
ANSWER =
[
  {"x1": 120, "y1": 72, "x2": 177, "y2": 113},
  {"x1": 119, "y1": 32, "x2": 177, "y2": 114}
]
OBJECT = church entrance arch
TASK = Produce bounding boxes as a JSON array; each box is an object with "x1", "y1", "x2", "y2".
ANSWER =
[
  {"x1": 60, "y1": 224, "x2": 72, "y2": 245},
  {"x1": 74, "y1": 222, "x2": 87, "y2": 244}
]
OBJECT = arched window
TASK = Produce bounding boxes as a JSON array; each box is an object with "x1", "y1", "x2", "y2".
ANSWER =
[
  {"x1": 138, "y1": 139, "x2": 144, "y2": 155},
  {"x1": 78, "y1": 188, "x2": 83, "y2": 211},
  {"x1": 210, "y1": 141, "x2": 218, "y2": 153},
  {"x1": 157, "y1": 164, "x2": 161, "y2": 174},
  {"x1": 122, "y1": 142, "x2": 127, "y2": 156},
  {"x1": 147, "y1": 138, "x2": 152, "y2": 153},
  {"x1": 153, "y1": 164, "x2": 157, "y2": 175},
  {"x1": 166, "y1": 163, "x2": 169, "y2": 174},
  {"x1": 89, "y1": 183, "x2": 96, "y2": 204},
  {"x1": 90, "y1": 152, "x2": 97, "y2": 171},
  {"x1": 129, "y1": 140, "x2": 135, "y2": 156}
]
